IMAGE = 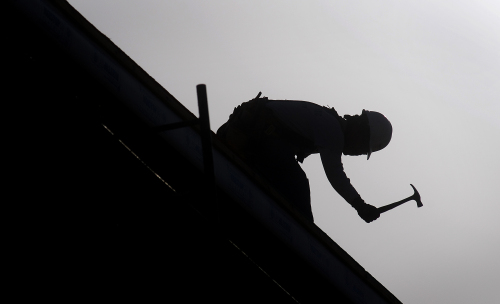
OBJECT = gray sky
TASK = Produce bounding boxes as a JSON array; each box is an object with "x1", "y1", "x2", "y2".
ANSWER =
[{"x1": 68, "y1": 1, "x2": 500, "y2": 303}]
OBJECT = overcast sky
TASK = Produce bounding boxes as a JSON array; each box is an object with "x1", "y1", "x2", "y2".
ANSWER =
[{"x1": 67, "y1": 1, "x2": 500, "y2": 303}]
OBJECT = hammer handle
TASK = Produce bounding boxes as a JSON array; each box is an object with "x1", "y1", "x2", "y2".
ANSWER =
[{"x1": 378, "y1": 197, "x2": 413, "y2": 213}]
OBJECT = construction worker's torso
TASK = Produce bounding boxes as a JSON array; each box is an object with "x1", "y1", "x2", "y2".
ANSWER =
[{"x1": 217, "y1": 97, "x2": 344, "y2": 163}]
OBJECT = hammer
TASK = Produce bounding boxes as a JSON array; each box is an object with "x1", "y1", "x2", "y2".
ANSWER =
[{"x1": 378, "y1": 184, "x2": 423, "y2": 213}]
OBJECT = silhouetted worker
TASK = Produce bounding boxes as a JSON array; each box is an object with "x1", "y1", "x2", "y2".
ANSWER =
[{"x1": 217, "y1": 93, "x2": 392, "y2": 223}]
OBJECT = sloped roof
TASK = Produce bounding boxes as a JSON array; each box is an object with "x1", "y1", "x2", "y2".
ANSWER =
[{"x1": 10, "y1": 1, "x2": 402, "y2": 302}]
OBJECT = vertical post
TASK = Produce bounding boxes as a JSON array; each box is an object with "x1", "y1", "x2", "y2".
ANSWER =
[{"x1": 196, "y1": 84, "x2": 218, "y2": 218}]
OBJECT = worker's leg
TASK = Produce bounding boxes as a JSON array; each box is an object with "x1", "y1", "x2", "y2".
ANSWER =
[{"x1": 253, "y1": 139, "x2": 313, "y2": 222}]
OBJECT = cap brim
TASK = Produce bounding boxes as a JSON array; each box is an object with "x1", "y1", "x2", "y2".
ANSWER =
[{"x1": 364, "y1": 109, "x2": 371, "y2": 160}]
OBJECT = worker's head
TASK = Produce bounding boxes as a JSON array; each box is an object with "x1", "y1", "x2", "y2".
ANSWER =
[{"x1": 343, "y1": 110, "x2": 392, "y2": 159}]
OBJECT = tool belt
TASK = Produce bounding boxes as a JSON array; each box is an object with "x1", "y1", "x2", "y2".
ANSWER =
[{"x1": 217, "y1": 93, "x2": 316, "y2": 162}]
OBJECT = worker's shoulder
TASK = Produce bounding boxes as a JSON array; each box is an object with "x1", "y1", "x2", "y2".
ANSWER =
[
  {"x1": 267, "y1": 99, "x2": 315, "y2": 105},
  {"x1": 268, "y1": 100, "x2": 339, "y2": 117},
  {"x1": 269, "y1": 99, "x2": 336, "y2": 109},
  {"x1": 266, "y1": 99, "x2": 326, "y2": 111}
]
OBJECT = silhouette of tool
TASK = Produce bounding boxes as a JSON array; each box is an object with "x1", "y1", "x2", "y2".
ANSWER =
[{"x1": 378, "y1": 184, "x2": 423, "y2": 213}]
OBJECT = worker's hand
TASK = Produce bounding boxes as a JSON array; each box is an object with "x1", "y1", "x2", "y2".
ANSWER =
[
  {"x1": 350, "y1": 197, "x2": 380, "y2": 223},
  {"x1": 356, "y1": 203, "x2": 380, "y2": 223}
]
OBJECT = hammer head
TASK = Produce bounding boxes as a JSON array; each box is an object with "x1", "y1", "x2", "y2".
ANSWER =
[{"x1": 410, "y1": 184, "x2": 423, "y2": 207}]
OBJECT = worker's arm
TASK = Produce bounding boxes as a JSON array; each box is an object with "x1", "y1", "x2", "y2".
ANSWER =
[{"x1": 319, "y1": 148, "x2": 380, "y2": 223}]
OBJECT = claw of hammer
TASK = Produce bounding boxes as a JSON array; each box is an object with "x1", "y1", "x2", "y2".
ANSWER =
[{"x1": 378, "y1": 184, "x2": 423, "y2": 213}]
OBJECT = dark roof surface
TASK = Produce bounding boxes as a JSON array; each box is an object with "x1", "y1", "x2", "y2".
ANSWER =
[{"x1": 8, "y1": 1, "x2": 402, "y2": 303}]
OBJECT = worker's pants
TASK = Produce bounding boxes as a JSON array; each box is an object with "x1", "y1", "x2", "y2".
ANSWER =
[{"x1": 252, "y1": 137, "x2": 313, "y2": 222}]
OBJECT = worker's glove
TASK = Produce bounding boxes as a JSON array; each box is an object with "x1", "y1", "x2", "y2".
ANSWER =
[{"x1": 350, "y1": 197, "x2": 380, "y2": 223}]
